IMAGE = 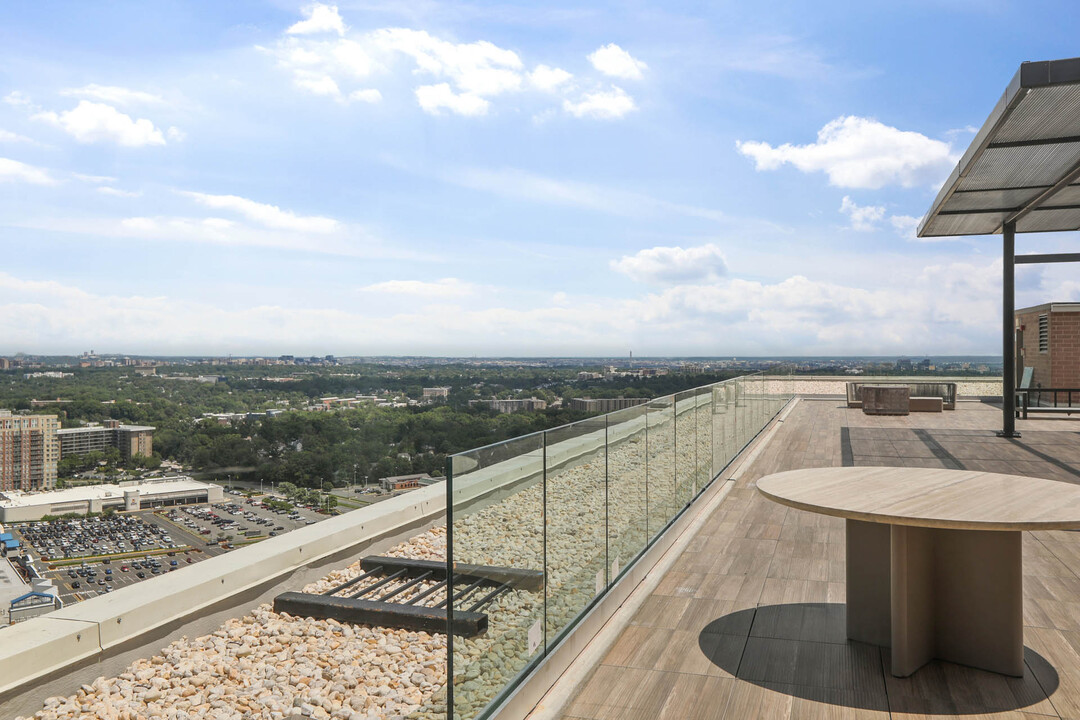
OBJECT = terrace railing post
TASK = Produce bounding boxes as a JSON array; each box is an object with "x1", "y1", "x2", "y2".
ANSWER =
[
  {"x1": 1000, "y1": 221, "x2": 1020, "y2": 438},
  {"x1": 444, "y1": 457, "x2": 454, "y2": 719}
]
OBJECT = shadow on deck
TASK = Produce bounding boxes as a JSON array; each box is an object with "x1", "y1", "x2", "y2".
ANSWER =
[{"x1": 559, "y1": 399, "x2": 1080, "y2": 720}]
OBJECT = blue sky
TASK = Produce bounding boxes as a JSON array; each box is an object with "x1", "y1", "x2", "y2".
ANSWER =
[{"x1": 1, "y1": 1, "x2": 1078, "y2": 357}]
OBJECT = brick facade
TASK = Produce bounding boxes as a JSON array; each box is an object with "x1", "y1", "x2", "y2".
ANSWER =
[{"x1": 1016, "y1": 303, "x2": 1080, "y2": 405}]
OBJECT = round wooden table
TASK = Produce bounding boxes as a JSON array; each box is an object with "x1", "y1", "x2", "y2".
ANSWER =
[{"x1": 757, "y1": 466, "x2": 1080, "y2": 677}]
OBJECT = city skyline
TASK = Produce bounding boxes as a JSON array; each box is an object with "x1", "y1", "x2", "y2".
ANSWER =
[{"x1": 2, "y1": 2, "x2": 1079, "y2": 356}]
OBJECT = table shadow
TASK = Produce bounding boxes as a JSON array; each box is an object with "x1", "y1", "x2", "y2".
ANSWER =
[{"x1": 699, "y1": 602, "x2": 1059, "y2": 715}]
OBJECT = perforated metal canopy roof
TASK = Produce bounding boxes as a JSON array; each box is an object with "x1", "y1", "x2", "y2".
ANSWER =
[{"x1": 918, "y1": 57, "x2": 1080, "y2": 238}]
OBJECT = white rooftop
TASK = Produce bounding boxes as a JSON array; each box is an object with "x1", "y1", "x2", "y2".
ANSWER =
[
  {"x1": 0, "y1": 477, "x2": 215, "y2": 509},
  {"x1": 56, "y1": 424, "x2": 155, "y2": 434}
]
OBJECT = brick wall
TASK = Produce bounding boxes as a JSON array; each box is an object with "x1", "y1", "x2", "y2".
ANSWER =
[
  {"x1": 1049, "y1": 310, "x2": 1080, "y2": 404},
  {"x1": 1017, "y1": 309, "x2": 1052, "y2": 388}
]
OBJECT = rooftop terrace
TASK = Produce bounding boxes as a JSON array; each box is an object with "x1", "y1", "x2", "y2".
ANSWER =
[
  {"x1": 5, "y1": 383, "x2": 1080, "y2": 720},
  {"x1": 555, "y1": 398, "x2": 1080, "y2": 720}
]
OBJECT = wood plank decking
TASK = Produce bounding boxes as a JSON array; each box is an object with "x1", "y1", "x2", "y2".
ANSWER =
[{"x1": 559, "y1": 398, "x2": 1080, "y2": 720}]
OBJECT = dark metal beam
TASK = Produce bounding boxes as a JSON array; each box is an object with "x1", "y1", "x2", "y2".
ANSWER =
[
  {"x1": 1000, "y1": 222, "x2": 1019, "y2": 438},
  {"x1": 951, "y1": 184, "x2": 1054, "y2": 194},
  {"x1": 987, "y1": 135, "x2": 1080, "y2": 149},
  {"x1": 940, "y1": 204, "x2": 1080, "y2": 216},
  {"x1": 999, "y1": 159, "x2": 1080, "y2": 231},
  {"x1": 1015, "y1": 253, "x2": 1080, "y2": 264}
]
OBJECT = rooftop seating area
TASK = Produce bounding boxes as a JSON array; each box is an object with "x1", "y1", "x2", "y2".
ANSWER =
[{"x1": 846, "y1": 381, "x2": 958, "y2": 410}]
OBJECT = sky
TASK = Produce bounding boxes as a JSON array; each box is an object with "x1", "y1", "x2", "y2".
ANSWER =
[{"x1": 1, "y1": 1, "x2": 1078, "y2": 357}]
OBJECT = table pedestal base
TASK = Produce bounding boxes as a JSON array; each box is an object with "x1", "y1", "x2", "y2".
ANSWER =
[{"x1": 846, "y1": 519, "x2": 1023, "y2": 677}]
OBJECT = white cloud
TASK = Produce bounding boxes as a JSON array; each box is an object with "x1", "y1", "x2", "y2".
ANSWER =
[
  {"x1": 587, "y1": 44, "x2": 647, "y2": 80},
  {"x1": 611, "y1": 244, "x2": 728, "y2": 284},
  {"x1": 890, "y1": 214, "x2": 922, "y2": 240},
  {"x1": 98, "y1": 186, "x2": 142, "y2": 198},
  {"x1": 529, "y1": 64, "x2": 573, "y2": 92},
  {"x1": 17, "y1": 213, "x2": 421, "y2": 261},
  {"x1": 372, "y1": 28, "x2": 523, "y2": 97},
  {"x1": 265, "y1": 38, "x2": 381, "y2": 102},
  {"x1": 332, "y1": 40, "x2": 375, "y2": 76},
  {"x1": 348, "y1": 88, "x2": 382, "y2": 103},
  {"x1": 358, "y1": 278, "x2": 475, "y2": 298},
  {"x1": 839, "y1": 196, "x2": 885, "y2": 231},
  {"x1": 294, "y1": 71, "x2": 342, "y2": 97},
  {"x1": 0, "y1": 128, "x2": 35, "y2": 144},
  {"x1": 72, "y1": 173, "x2": 117, "y2": 184},
  {"x1": 268, "y1": 23, "x2": 525, "y2": 109},
  {"x1": 736, "y1": 116, "x2": 958, "y2": 189},
  {"x1": 59, "y1": 84, "x2": 164, "y2": 106},
  {"x1": 415, "y1": 83, "x2": 488, "y2": 116},
  {"x1": 450, "y1": 166, "x2": 722, "y2": 220},
  {"x1": 563, "y1": 86, "x2": 636, "y2": 119},
  {"x1": 33, "y1": 101, "x2": 166, "y2": 147},
  {"x1": 0, "y1": 157, "x2": 55, "y2": 185},
  {"x1": 715, "y1": 35, "x2": 839, "y2": 81},
  {"x1": 180, "y1": 191, "x2": 340, "y2": 233},
  {"x1": 0, "y1": 254, "x2": 1014, "y2": 355},
  {"x1": 167, "y1": 126, "x2": 186, "y2": 142},
  {"x1": 3, "y1": 92, "x2": 33, "y2": 108},
  {"x1": 287, "y1": 3, "x2": 346, "y2": 36},
  {"x1": 266, "y1": 17, "x2": 627, "y2": 118}
]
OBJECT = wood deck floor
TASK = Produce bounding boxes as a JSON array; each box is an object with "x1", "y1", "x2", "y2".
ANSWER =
[{"x1": 559, "y1": 398, "x2": 1080, "y2": 720}]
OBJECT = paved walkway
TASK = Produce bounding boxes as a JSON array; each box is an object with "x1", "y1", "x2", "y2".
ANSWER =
[{"x1": 560, "y1": 399, "x2": 1080, "y2": 720}]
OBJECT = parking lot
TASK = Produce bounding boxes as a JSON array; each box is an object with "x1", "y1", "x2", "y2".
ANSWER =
[
  {"x1": 46, "y1": 548, "x2": 206, "y2": 605},
  {"x1": 10, "y1": 493, "x2": 332, "y2": 607},
  {"x1": 159, "y1": 492, "x2": 327, "y2": 545},
  {"x1": 15, "y1": 514, "x2": 177, "y2": 561}
]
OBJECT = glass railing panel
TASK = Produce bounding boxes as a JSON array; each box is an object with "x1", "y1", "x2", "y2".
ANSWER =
[
  {"x1": 732, "y1": 377, "x2": 747, "y2": 450},
  {"x1": 716, "y1": 379, "x2": 738, "y2": 475},
  {"x1": 755, "y1": 372, "x2": 765, "y2": 437},
  {"x1": 449, "y1": 434, "x2": 545, "y2": 720},
  {"x1": 674, "y1": 389, "x2": 696, "y2": 510},
  {"x1": 445, "y1": 371, "x2": 790, "y2": 720},
  {"x1": 710, "y1": 382, "x2": 724, "y2": 479},
  {"x1": 606, "y1": 404, "x2": 649, "y2": 580},
  {"x1": 776, "y1": 374, "x2": 786, "y2": 414},
  {"x1": 543, "y1": 418, "x2": 607, "y2": 645},
  {"x1": 693, "y1": 385, "x2": 713, "y2": 492},
  {"x1": 645, "y1": 396, "x2": 676, "y2": 538}
]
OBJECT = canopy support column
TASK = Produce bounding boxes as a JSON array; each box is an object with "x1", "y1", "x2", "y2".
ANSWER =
[{"x1": 999, "y1": 221, "x2": 1019, "y2": 438}]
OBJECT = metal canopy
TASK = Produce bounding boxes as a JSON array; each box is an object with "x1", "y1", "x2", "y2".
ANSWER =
[
  {"x1": 918, "y1": 57, "x2": 1080, "y2": 238},
  {"x1": 917, "y1": 57, "x2": 1080, "y2": 439}
]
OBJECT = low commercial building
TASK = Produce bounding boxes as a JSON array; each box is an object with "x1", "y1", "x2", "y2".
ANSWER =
[
  {"x1": 422, "y1": 387, "x2": 450, "y2": 401},
  {"x1": 56, "y1": 420, "x2": 154, "y2": 461},
  {"x1": 379, "y1": 473, "x2": 432, "y2": 492},
  {"x1": 471, "y1": 398, "x2": 548, "y2": 413},
  {"x1": 0, "y1": 477, "x2": 224, "y2": 523},
  {"x1": 569, "y1": 397, "x2": 649, "y2": 413}
]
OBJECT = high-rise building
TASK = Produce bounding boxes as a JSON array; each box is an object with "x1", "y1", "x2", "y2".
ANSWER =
[
  {"x1": 56, "y1": 420, "x2": 155, "y2": 461},
  {"x1": 0, "y1": 411, "x2": 60, "y2": 492}
]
